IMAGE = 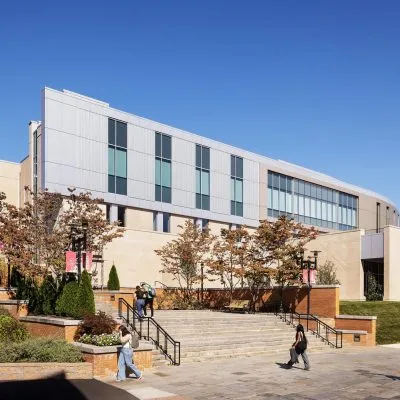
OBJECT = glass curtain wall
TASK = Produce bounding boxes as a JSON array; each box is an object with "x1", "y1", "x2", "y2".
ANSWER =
[
  {"x1": 231, "y1": 155, "x2": 243, "y2": 216},
  {"x1": 108, "y1": 119, "x2": 127, "y2": 195},
  {"x1": 155, "y1": 133, "x2": 172, "y2": 203},
  {"x1": 267, "y1": 171, "x2": 358, "y2": 230},
  {"x1": 195, "y1": 145, "x2": 210, "y2": 210}
]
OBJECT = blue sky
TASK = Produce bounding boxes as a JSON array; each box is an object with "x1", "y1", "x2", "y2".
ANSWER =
[{"x1": 0, "y1": 1, "x2": 399, "y2": 206}]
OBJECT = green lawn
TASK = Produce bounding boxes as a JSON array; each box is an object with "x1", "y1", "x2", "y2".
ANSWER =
[{"x1": 340, "y1": 301, "x2": 400, "y2": 345}]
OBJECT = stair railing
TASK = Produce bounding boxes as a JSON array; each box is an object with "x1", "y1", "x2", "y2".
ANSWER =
[
  {"x1": 118, "y1": 298, "x2": 181, "y2": 365},
  {"x1": 275, "y1": 309, "x2": 343, "y2": 349}
]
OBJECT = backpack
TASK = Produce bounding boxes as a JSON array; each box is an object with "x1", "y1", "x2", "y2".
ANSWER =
[
  {"x1": 131, "y1": 333, "x2": 140, "y2": 349},
  {"x1": 150, "y1": 287, "x2": 157, "y2": 297}
]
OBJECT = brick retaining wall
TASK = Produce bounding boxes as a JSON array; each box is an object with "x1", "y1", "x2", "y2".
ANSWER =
[{"x1": 0, "y1": 362, "x2": 92, "y2": 381}]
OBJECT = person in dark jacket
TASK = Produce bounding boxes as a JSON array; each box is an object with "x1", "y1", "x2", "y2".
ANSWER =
[
  {"x1": 287, "y1": 324, "x2": 310, "y2": 370},
  {"x1": 141, "y1": 282, "x2": 155, "y2": 318},
  {"x1": 135, "y1": 285, "x2": 146, "y2": 319}
]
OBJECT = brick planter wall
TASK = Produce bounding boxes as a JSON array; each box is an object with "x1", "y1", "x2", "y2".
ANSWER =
[
  {"x1": 0, "y1": 288, "x2": 15, "y2": 301},
  {"x1": 20, "y1": 316, "x2": 81, "y2": 343},
  {"x1": 0, "y1": 300, "x2": 28, "y2": 319},
  {"x1": 73, "y1": 342, "x2": 153, "y2": 378},
  {"x1": 335, "y1": 315, "x2": 376, "y2": 346},
  {"x1": 0, "y1": 362, "x2": 92, "y2": 381}
]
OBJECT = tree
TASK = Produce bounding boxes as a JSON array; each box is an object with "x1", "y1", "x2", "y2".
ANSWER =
[
  {"x1": 207, "y1": 226, "x2": 249, "y2": 302},
  {"x1": 0, "y1": 189, "x2": 124, "y2": 281},
  {"x1": 316, "y1": 260, "x2": 340, "y2": 285},
  {"x1": 253, "y1": 216, "x2": 317, "y2": 309},
  {"x1": 155, "y1": 219, "x2": 214, "y2": 305},
  {"x1": 77, "y1": 270, "x2": 95, "y2": 317},
  {"x1": 107, "y1": 265, "x2": 120, "y2": 290},
  {"x1": 365, "y1": 274, "x2": 383, "y2": 301}
]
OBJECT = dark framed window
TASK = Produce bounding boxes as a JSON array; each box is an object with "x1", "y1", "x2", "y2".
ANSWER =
[
  {"x1": 117, "y1": 206, "x2": 126, "y2": 227},
  {"x1": 108, "y1": 118, "x2": 127, "y2": 195},
  {"x1": 106, "y1": 204, "x2": 110, "y2": 222},
  {"x1": 196, "y1": 145, "x2": 210, "y2": 210},
  {"x1": 155, "y1": 133, "x2": 172, "y2": 203},
  {"x1": 231, "y1": 155, "x2": 243, "y2": 216},
  {"x1": 163, "y1": 213, "x2": 170, "y2": 233}
]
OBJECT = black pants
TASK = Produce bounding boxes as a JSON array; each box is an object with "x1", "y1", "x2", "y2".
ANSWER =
[{"x1": 144, "y1": 298, "x2": 154, "y2": 317}]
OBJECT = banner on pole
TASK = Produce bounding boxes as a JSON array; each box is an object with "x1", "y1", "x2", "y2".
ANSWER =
[
  {"x1": 86, "y1": 252, "x2": 93, "y2": 273},
  {"x1": 302, "y1": 269, "x2": 316, "y2": 284},
  {"x1": 66, "y1": 251, "x2": 77, "y2": 272}
]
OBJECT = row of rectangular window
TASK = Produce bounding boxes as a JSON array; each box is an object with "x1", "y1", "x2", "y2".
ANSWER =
[
  {"x1": 268, "y1": 209, "x2": 356, "y2": 230},
  {"x1": 231, "y1": 155, "x2": 243, "y2": 179},
  {"x1": 268, "y1": 188, "x2": 357, "y2": 227},
  {"x1": 196, "y1": 145, "x2": 210, "y2": 170},
  {"x1": 268, "y1": 171, "x2": 358, "y2": 209}
]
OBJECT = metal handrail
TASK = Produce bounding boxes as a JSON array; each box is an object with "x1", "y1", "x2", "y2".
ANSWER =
[
  {"x1": 118, "y1": 298, "x2": 181, "y2": 365},
  {"x1": 275, "y1": 309, "x2": 342, "y2": 349}
]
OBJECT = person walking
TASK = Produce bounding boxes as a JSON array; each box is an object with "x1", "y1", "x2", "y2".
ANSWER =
[
  {"x1": 116, "y1": 325, "x2": 143, "y2": 381},
  {"x1": 135, "y1": 285, "x2": 146, "y2": 320},
  {"x1": 141, "y1": 282, "x2": 155, "y2": 318},
  {"x1": 287, "y1": 324, "x2": 310, "y2": 370}
]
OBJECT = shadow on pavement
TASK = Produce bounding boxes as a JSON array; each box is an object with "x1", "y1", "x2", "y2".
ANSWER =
[
  {"x1": 276, "y1": 362, "x2": 303, "y2": 370},
  {"x1": 0, "y1": 372, "x2": 139, "y2": 400}
]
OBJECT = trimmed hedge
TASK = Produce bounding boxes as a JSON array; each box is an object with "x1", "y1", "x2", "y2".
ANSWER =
[
  {"x1": 0, "y1": 337, "x2": 83, "y2": 363},
  {"x1": 56, "y1": 281, "x2": 80, "y2": 318},
  {"x1": 107, "y1": 265, "x2": 120, "y2": 291},
  {"x1": 77, "y1": 271, "x2": 95, "y2": 318}
]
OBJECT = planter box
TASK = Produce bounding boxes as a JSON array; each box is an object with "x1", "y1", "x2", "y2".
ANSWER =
[
  {"x1": 73, "y1": 342, "x2": 153, "y2": 378},
  {"x1": 0, "y1": 362, "x2": 92, "y2": 381},
  {"x1": 0, "y1": 300, "x2": 28, "y2": 319},
  {"x1": 0, "y1": 288, "x2": 15, "y2": 301},
  {"x1": 20, "y1": 316, "x2": 81, "y2": 343},
  {"x1": 94, "y1": 290, "x2": 134, "y2": 315},
  {"x1": 335, "y1": 315, "x2": 376, "y2": 346}
]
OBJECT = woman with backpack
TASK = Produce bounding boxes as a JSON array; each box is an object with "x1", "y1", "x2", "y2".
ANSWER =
[
  {"x1": 116, "y1": 325, "x2": 143, "y2": 381},
  {"x1": 287, "y1": 324, "x2": 310, "y2": 370},
  {"x1": 141, "y1": 282, "x2": 156, "y2": 318}
]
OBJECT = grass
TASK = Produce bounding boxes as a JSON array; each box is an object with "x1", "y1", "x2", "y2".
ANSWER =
[{"x1": 340, "y1": 301, "x2": 400, "y2": 345}]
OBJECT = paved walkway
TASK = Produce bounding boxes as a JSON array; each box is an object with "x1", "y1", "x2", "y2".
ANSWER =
[{"x1": 106, "y1": 346, "x2": 400, "y2": 399}]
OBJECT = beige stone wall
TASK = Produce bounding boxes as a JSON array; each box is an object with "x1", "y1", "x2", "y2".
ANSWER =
[
  {"x1": 19, "y1": 156, "x2": 31, "y2": 205},
  {"x1": 102, "y1": 228, "x2": 177, "y2": 289},
  {"x1": 384, "y1": 226, "x2": 400, "y2": 300},
  {"x1": 307, "y1": 230, "x2": 364, "y2": 301},
  {"x1": 125, "y1": 207, "x2": 153, "y2": 231},
  {"x1": 0, "y1": 161, "x2": 20, "y2": 206}
]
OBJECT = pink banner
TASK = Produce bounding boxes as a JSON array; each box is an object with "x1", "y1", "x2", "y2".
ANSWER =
[
  {"x1": 85, "y1": 252, "x2": 93, "y2": 273},
  {"x1": 302, "y1": 269, "x2": 316, "y2": 284},
  {"x1": 0, "y1": 242, "x2": 4, "y2": 251},
  {"x1": 66, "y1": 251, "x2": 77, "y2": 272}
]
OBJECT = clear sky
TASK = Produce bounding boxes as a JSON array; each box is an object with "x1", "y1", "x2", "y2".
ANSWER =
[{"x1": 0, "y1": 1, "x2": 399, "y2": 206}]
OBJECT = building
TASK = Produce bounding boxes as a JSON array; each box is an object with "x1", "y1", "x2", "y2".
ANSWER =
[{"x1": 1, "y1": 87, "x2": 400, "y2": 300}]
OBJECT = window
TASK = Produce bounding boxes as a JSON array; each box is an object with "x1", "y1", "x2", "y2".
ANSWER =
[
  {"x1": 33, "y1": 130, "x2": 39, "y2": 194},
  {"x1": 155, "y1": 133, "x2": 172, "y2": 203},
  {"x1": 201, "y1": 219, "x2": 209, "y2": 231},
  {"x1": 106, "y1": 204, "x2": 111, "y2": 222},
  {"x1": 108, "y1": 118, "x2": 127, "y2": 195},
  {"x1": 162, "y1": 213, "x2": 170, "y2": 233},
  {"x1": 153, "y1": 212, "x2": 158, "y2": 231},
  {"x1": 196, "y1": 145, "x2": 210, "y2": 210},
  {"x1": 231, "y1": 155, "x2": 243, "y2": 216},
  {"x1": 117, "y1": 207, "x2": 126, "y2": 227},
  {"x1": 267, "y1": 171, "x2": 358, "y2": 230}
]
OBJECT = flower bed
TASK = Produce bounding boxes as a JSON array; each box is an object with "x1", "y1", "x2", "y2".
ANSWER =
[{"x1": 78, "y1": 333, "x2": 120, "y2": 346}]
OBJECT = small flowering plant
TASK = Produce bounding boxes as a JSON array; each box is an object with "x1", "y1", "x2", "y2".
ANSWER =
[{"x1": 78, "y1": 332, "x2": 121, "y2": 346}]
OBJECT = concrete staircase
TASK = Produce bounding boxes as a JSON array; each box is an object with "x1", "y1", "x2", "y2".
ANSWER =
[{"x1": 149, "y1": 310, "x2": 332, "y2": 364}]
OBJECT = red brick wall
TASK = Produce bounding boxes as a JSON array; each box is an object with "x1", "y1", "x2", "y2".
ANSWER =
[
  {"x1": 22, "y1": 321, "x2": 80, "y2": 343},
  {"x1": 154, "y1": 286, "x2": 339, "y2": 318},
  {"x1": 335, "y1": 318, "x2": 376, "y2": 346},
  {"x1": 0, "y1": 302, "x2": 28, "y2": 319},
  {"x1": 94, "y1": 291, "x2": 135, "y2": 314},
  {"x1": 82, "y1": 350, "x2": 153, "y2": 378},
  {"x1": 0, "y1": 362, "x2": 92, "y2": 380}
]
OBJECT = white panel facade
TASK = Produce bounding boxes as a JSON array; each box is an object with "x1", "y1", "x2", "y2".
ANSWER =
[
  {"x1": 210, "y1": 149, "x2": 230, "y2": 215},
  {"x1": 243, "y1": 159, "x2": 259, "y2": 221},
  {"x1": 361, "y1": 233, "x2": 384, "y2": 259}
]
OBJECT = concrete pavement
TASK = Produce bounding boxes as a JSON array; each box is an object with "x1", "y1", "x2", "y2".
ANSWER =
[{"x1": 106, "y1": 346, "x2": 400, "y2": 399}]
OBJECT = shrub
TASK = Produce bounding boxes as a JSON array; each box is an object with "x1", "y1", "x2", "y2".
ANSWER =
[
  {"x1": 75, "y1": 311, "x2": 117, "y2": 339},
  {"x1": 78, "y1": 333, "x2": 120, "y2": 346},
  {"x1": 56, "y1": 281, "x2": 80, "y2": 318},
  {"x1": 107, "y1": 265, "x2": 120, "y2": 290},
  {"x1": 0, "y1": 315, "x2": 29, "y2": 343},
  {"x1": 38, "y1": 275, "x2": 58, "y2": 315},
  {"x1": 366, "y1": 274, "x2": 383, "y2": 301},
  {"x1": 0, "y1": 337, "x2": 83, "y2": 363},
  {"x1": 76, "y1": 271, "x2": 95, "y2": 318},
  {"x1": 316, "y1": 260, "x2": 341, "y2": 285}
]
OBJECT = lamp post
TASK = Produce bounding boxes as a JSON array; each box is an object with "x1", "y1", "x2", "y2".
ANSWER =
[
  {"x1": 200, "y1": 262, "x2": 204, "y2": 304},
  {"x1": 298, "y1": 249, "x2": 320, "y2": 331}
]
